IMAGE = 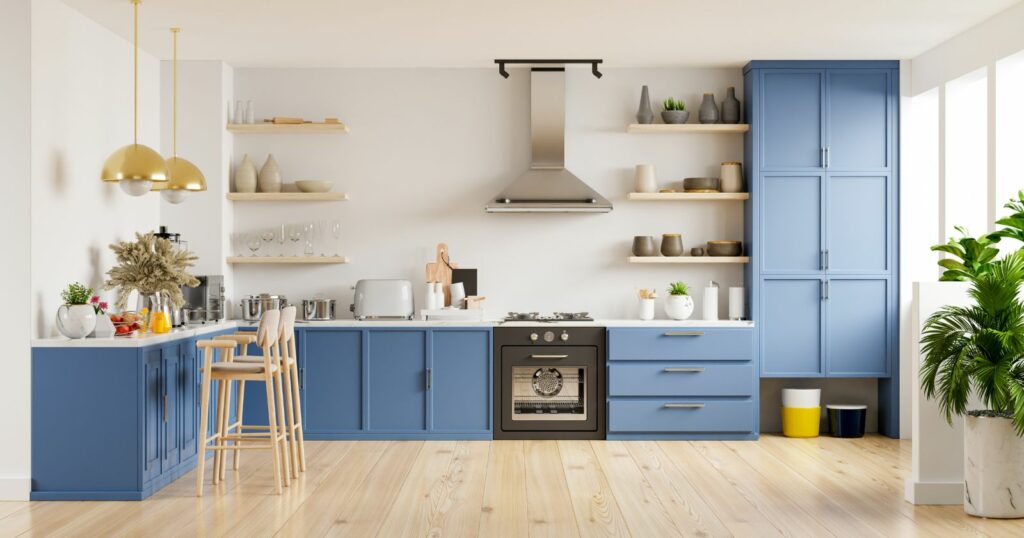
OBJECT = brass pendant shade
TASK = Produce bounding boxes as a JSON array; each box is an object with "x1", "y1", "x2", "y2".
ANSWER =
[
  {"x1": 101, "y1": 0, "x2": 167, "y2": 191},
  {"x1": 153, "y1": 27, "x2": 206, "y2": 201}
]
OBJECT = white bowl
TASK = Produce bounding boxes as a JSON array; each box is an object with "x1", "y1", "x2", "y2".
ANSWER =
[{"x1": 295, "y1": 180, "x2": 333, "y2": 193}]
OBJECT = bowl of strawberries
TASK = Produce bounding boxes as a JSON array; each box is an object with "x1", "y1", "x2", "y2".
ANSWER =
[{"x1": 110, "y1": 312, "x2": 144, "y2": 337}]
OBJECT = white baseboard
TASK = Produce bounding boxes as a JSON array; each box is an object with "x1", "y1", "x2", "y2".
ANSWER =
[
  {"x1": 0, "y1": 477, "x2": 29, "y2": 501},
  {"x1": 905, "y1": 478, "x2": 963, "y2": 505}
]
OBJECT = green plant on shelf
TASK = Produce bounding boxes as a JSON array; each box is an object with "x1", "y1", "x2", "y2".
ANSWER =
[
  {"x1": 662, "y1": 97, "x2": 685, "y2": 111},
  {"x1": 667, "y1": 281, "x2": 689, "y2": 296},
  {"x1": 60, "y1": 282, "x2": 93, "y2": 305}
]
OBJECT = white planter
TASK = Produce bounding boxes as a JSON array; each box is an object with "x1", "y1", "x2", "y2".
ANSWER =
[
  {"x1": 664, "y1": 295, "x2": 694, "y2": 320},
  {"x1": 55, "y1": 304, "x2": 97, "y2": 339},
  {"x1": 91, "y1": 313, "x2": 115, "y2": 338},
  {"x1": 638, "y1": 298, "x2": 655, "y2": 321},
  {"x1": 964, "y1": 414, "x2": 1024, "y2": 518}
]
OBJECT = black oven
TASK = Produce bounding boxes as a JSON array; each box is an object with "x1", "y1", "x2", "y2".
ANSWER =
[{"x1": 493, "y1": 326, "x2": 605, "y2": 439}]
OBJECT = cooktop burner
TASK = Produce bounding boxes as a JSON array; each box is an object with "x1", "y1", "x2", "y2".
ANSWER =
[{"x1": 504, "y1": 312, "x2": 594, "y2": 322}]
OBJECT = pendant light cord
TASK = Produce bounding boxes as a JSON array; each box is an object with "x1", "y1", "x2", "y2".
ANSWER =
[
  {"x1": 171, "y1": 28, "x2": 179, "y2": 157},
  {"x1": 132, "y1": 0, "x2": 139, "y2": 146}
]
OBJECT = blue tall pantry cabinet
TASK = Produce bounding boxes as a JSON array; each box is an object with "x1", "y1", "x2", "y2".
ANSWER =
[{"x1": 744, "y1": 61, "x2": 900, "y2": 437}]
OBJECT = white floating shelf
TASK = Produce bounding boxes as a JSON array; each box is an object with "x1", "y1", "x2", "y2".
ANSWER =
[
  {"x1": 226, "y1": 123, "x2": 349, "y2": 134},
  {"x1": 226, "y1": 192, "x2": 349, "y2": 202},
  {"x1": 628, "y1": 256, "x2": 749, "y2": 264},
  {"x1": 227, "y1": 256, "x2": 350, "y2": 265},
  {"x1": 627, "y1": 192, "x2": 749, "y2": 201},
  {"x1": 626, "y1": 124, "x2": 750, "y2": 134}
]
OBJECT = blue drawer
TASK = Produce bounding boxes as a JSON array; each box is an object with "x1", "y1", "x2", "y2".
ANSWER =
[
  {"x1": 608, "y1": 399, "x2": 755, "y2": 433},
  {"x1": 608, "y1": 361, "x2": 754, "y2": 397},
  {"x1": 608, "y1": 328, "x2": 754, "y2": 361}
]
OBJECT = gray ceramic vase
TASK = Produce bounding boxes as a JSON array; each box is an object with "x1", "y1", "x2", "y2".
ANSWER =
[
  {"x1": 636, "y1": 86, "x2": 654, "y2": 124},
  {"x1": 632, "y1": 235, "x2": 658, "y2": 257},
  {"x1": 661, "y1": 110, "x2": 689, "y2": 124},
  {"x1": 699, "y1": 93, "x2": 720, "y2": 124},
  {"x1": 661, "y1": 234, "x2": 684, "y2": 257},
  {"x1": 722, "y1": 87, "x2": 741, "y2": 124}
]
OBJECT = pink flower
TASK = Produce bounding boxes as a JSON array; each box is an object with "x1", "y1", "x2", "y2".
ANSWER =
[
  {"x1": 99, "y1": 302, "x2": 109, "y2": 311},
  {"x1": 90, "y1": 295, "x2": 100, "y2": 304}
]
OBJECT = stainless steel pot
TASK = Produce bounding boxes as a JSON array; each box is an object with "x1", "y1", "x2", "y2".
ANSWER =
[
  {"x1": 301, "y1": 298, "x2": 336, "y2": 321},
  {"x1": 239, "y1": 294, "x2": 288, "y2": 321}
]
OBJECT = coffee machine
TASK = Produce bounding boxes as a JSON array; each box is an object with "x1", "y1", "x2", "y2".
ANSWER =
[{"x1": 181, "y1": 275, "x2": 226, "y2": 324}]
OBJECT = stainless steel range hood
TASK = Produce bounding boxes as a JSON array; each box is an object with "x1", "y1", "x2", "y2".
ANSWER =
[{"x1": 486, "y1": 68, "x2": 612, "y2": 213}]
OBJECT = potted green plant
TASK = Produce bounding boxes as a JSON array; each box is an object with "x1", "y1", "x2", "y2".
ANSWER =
[
  {"x1": 661, "y1": 98, "x2": 689, "y2": 124},
  {"x1": 55, "y1": 282, "x2": 97, "y2": 339},
  {"x1": 664, "y1": 281, "x2": 693, "y2": 320}
]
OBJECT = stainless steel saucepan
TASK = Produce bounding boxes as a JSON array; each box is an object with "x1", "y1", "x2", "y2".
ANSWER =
[
  {"x1": 302, "y1": 298, "x2": 336, "y2": 321},
  {"x1": 239, "y1": 294, "x2": 288, "y2": 321}
]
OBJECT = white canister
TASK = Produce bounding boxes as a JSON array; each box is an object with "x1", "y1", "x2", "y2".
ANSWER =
[
  {"x1": 424, "y1": 282, "x2": 438, "y2": 310},
  {"x1": 434, "y1": 283, "x2": 446, "y2": 309},
  {"x1": 450, "y1": 282, "x2": 466, "y2": 309},
  {"x1": 782, "y1": 388, "x2": 821, "y2": 408},
  {"x1": 702, "y1": 280, "x2": 719, "y2": 321},
  {"x1": 720, "y1": 161, "x2": 744, "y2": 193},
  {"x1": 728, "y1": 287, "x2": 745, "y2": 320},
  {"x1": 634, "y1": 164, "x2": 657, "y2": 193},
  {"x1": 638, "y1": 298, "x2": 655, "y2": 321},
  {"x1": 245, "y1": 99, "x2": 255, "y2": 124},
  {"x1": 234, "y1": 100, "x2": 246, "y2": 126}
]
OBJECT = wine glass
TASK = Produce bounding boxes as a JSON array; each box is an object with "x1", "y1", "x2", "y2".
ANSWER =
[
  {"x1": 330, "y1": 219, "x2": 342, "y2": 256},
  {"x1": 246, "y1": 233, "x2": 262, "y2": 256},
  {"x1": 275, "y1": 224, "x2": 286, "y2": 257},
  {"x1": 303, "y1": 222, "x2": 315, "y2": 257},
  {"x1": 260, "y1": 228, "x2": 275, "y2": 255},
  {"x1": 287, "y1": 224, "x2": 303, "y2": 256}
]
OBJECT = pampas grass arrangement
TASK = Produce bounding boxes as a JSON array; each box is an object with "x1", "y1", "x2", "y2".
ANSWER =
[{"x1": 104, "y1": 232, "x2": 200, "y2": 310}]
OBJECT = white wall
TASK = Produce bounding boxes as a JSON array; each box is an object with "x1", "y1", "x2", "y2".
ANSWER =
[
  {"x1": 230, "y1": 67, "x2": 745, "y2": 317},
  {"x1": 0, "y1": 0, "x2": 32, "y2": 502},
  {"x1": 31, "y1": 0, "x2": 162, "y2": 337}
]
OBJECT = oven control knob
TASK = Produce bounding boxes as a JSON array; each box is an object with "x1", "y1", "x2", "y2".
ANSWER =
[
  {"x1": 560, "y1": 331, "x2": 569, "y2": 341},
  {"x1": 543, "y1": 331, "x2": 555, "y2": 342},
  {"x1": 529, "y1": 333, "x2": 539, "y2": 342}
]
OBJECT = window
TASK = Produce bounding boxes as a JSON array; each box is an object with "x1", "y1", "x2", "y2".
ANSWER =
[
  {"x1": 944, "y1": 68, "x2": 988, "y2": 240},
  {"x1": 996, "y1": 51, "x2": 1024, "y2": 241},
  {"x1": 908, "y1": 87, "x2": 940, "y2": 279}
]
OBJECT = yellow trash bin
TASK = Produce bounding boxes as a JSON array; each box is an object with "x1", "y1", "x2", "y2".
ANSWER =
[{"x1": 781, "y1": 388, "x2": 821, "y2": 438}]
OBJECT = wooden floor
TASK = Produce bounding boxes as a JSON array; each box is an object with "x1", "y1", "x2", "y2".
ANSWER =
[{"x1": 2, "y1": 435, "x2": 1022, "y2": 537}]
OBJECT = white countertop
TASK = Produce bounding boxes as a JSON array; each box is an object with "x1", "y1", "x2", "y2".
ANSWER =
[{"x1": 32, "y1": 318, "x2": 754, "y2": 348}]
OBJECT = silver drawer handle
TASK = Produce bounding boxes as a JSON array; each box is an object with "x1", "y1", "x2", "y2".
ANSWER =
[
  {"x1": 663, "y1": 367, "x2": 705, "y2": 373},
  {"x1": 529, "y1": 354, "x2": 569, "y2": 359},
  {"x1": 664, "y1": 403, "x2": 706, "y2": 409},
  {"x1": 663, "y1": 331, "x2": 704, "y2": 337}
]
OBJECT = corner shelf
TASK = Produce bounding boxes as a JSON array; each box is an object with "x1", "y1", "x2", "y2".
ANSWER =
[
  {"x1": 626, "y1": 124, "x2": 749, "y2": 134},
  {"x1": 226, "y1": 123, "x2": 349, "y2": 134},
  {"x1": 627, "y1": 192, "x2": 749, "y2": 201},
  {"x1": 227, "y1": 256, "x2": 350, "y2": 265},
  {"x1": 226, "y1": 192, "x2": 349, "y2": 202},
  {"x1": 628, "y1": 256, "x2": 749, "y2": 264}
]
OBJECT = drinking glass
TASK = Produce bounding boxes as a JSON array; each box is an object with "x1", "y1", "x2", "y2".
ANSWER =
[
  {"x1": 330, "y1": 219, "x2": 342, "y2": 256},
  {"x1": 287, "y1": 224, "x2": 303, "y2": 256},
  {"x1": 275, "y1": 224, "x2": 286, "y2": 257},
  {"x1": 246, "y1": 233, "x2": 262, "y2": 256},
  {"x1": 303, "y1": 222, "x2": 315, "y2": 257}
]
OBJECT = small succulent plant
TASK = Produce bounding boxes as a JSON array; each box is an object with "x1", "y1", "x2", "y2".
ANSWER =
[
  {"x1": 667, "y1": 281, "x2": 689, "y2": 296},
  {"x1": 663, "y1": 98, "x2": 685, "y2": 111}
]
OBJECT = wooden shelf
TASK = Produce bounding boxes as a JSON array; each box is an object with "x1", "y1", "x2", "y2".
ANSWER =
[
  {"x1": 226, "y1": 123, "x2": 349, "y2": 134},
  {"x1": 628, "y1": 256, "x2": 749, "y2": 264},
  {"x1": 227, "y1": 256, "x2": 350, "y2": 265},
  {"x1": 626, "y1": 124, "x2": 749, "y2": 134},
  {"x1": 628, "y1": 192, "x2": 749, "y2": 201},
  {"x1": 226, "y1": 192, "x2": 349, "y2": 202}
]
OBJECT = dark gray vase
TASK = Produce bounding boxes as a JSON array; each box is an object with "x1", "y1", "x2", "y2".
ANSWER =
[
  {"x1": 699, "y1": 93, "x2": 720, "y2": 124},
  {"x1": 636, "y1": 86, "x2": 654, "y2": 124},
  {"x1": 722, "y1": 87, "x2": 741, "y2": 124}
]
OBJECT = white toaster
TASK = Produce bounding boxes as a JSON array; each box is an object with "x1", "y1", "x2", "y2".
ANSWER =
[{"x1": 351, "y1": 279, "x2": 414, "y2": 320}]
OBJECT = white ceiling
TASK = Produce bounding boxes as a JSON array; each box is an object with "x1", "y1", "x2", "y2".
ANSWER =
[{"x1": 62, "y1": 0, "x2": 1021, "y2": 68}]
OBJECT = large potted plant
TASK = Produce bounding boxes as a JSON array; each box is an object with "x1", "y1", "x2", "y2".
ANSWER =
[{"x1": 921, "y1": 192, "x2": 1024, "y2": 518}]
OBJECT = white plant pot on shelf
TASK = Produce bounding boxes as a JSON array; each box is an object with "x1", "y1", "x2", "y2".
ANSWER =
[
  {"x1": 964, "y1": 414, "x2": 1024, "y2": 518},
  {"x1": 664, "y1": 295, "x2": 694, "y2": 320},
  {"x1": 55, "y1": 304, "x2": 96, "y2": 339}
]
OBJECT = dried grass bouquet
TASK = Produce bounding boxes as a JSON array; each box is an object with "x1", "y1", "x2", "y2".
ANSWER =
[{"x1": 104, "y1": 232, "x2": 200, "y2": 310}]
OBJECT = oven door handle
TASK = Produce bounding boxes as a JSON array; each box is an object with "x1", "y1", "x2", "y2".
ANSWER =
[
  {"x1": 663, "y1": 403, "x2": 706, "y2": 409},
  {"x1": 529, "y1": 354, "x2": 569, "y2": 359}
]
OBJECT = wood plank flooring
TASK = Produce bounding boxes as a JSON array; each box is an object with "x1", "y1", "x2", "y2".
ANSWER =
[{"x1": 4, "y1": 435, "x2": 1023, "y2": 537}]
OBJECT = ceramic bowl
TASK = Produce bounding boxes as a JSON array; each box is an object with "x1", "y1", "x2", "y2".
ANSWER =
[
  {"x1": 661, "y1": 110, "x2": 690, "y2": 124},
  {"x1": 295, "y1": 180, "x2": 334, "y2": 193},
  {"x1": 707, "y1": 240, "x2": 742, "y2": 256},
  {"x1": 682, "y1": 177, "x2": 720, "y2": 192}
]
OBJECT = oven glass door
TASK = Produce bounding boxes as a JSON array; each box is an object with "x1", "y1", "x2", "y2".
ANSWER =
[{"x1": 501, "y1": 346, "x2": 598, "y2": 432}]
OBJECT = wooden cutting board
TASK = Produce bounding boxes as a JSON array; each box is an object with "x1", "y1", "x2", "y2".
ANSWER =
[{"x1": 425, "y1": 243, "x2": 457, "y2": 306}]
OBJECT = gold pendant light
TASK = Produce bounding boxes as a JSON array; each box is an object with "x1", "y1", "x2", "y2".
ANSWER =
[
  {"x1": 153, "y1": 27, "x2": 206, "y2": 204},
  {"x1": 101, "y1": 0, "x2": 167, "y2": 195}
]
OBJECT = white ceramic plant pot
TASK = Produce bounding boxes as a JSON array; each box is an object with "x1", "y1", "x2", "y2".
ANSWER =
[
  {"x1": 55, "y1": 304, "x2": 97, "y2": 339},
  {"x1": 964, "y1": 414, "x2": 1024, "y2": 518},
  {"x1": 91, "y1": 313, "x2": 115, "y2": 338},
  {"x1": 664, "y1": 295, "x2": 694, "y2": 320},
  {"x1": 638, "y1": 298, "x2": 655, "y2": 321}
]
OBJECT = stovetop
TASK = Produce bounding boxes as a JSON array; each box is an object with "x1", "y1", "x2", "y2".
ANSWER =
[{"x1": 504, "y1": 312, "x2": 594, "y2": 322}]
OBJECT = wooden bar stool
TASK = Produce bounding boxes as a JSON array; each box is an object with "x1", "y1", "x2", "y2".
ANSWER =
[
  {"x1": 217, "y1": 306, "x2": 304, "y2": 477},
  {"x1": 196, "y1": 309, "x2": 289, "y2": 496}
]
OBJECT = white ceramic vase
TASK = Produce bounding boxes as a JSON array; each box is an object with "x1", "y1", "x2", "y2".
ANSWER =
[
  {"x1": 964, "y1": 414, "x2": 1024, "y2": 518},
  {"x1": 91, "y1": 313, "x2": 115, "y2": 338},
  {"x1": 55, "y1": 304, "x2": 97, "y2": 339},
  {"x1": 258, "y1": 154, "x2": 282, "y2": 193},
  {"x1": 664, "y1": 295, "x2": 694, "y2": 320},
  {"x1": 635, "y1": 164, "x2": 657, "y2": 193},
  {"x1": 638, "y1": 298, "x2": 655, "y2": 321},
  {"x1": 235, "y1": 154, "x2": 257, "y2": 193}
]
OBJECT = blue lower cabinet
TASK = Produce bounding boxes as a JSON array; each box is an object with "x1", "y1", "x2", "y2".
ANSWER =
[
  {"x1": 368, "y1": 330, "x2": 428, "y2": 432},
  {"x1": 826, "y1": 278, "x2": 890, "y2": 376},
  {"x1": 762, "y1": 279, "x2": 824, "y2": 376},
  {"x1": 303, "y1": 329, "x2": 363, "y2": 433},
  {"x1": 607, "y1": 327, "x2": 757, "y2": 440},
  {"x1": 431, "y1": 329, "x2": 492, "y2": 433}
]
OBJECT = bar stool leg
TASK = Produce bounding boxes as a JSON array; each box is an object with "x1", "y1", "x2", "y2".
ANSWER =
[
  {"x1": 196, "y1": 349, "x2": 214, "y2": 497},
  {"x1": 263, "y1": 370, "x2": 283, "y2": 494},
  {"x1": 281, "y1": 364, "x2": 299, "y2": 478},
  {"x1": 273, "y1": 368, "x2": 292, "y2": 486},
  {"x1": 290, "y1": 340, "x2": 307, "y2": 472},
  {"x1": 214, "y1": 378, "x2": 229, "y2": 484},
  {"x1": 233, "y1": 380, "x2": 246, "y2": 471}
]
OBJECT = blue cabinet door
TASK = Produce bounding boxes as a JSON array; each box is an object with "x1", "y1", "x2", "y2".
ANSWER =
[
  {"x1": 761, "y1": 70, "x2": 824, "y2": 170},
  {"x1": 826, "y1": 70, "x2": 891, "y2": 170},
  {"x1": 142, "y1": 349, "x2": 162, "y2": 483},
  {"x1": 431, "y1": 330, "x2": 490, "y2": 432},
  {"x1": 180, "y1": 339, "x2": 198, "y2": 458},
  {"x1": 762, "y1": 175, "x2": 823, "y2": 273},
  {"x1": 826, "y1": 278, "x2": 890, "y2": 376},
  {"x1": 762, "y1": 279, "x2": 823, "y2": 376},
  {"x1": 368, "y1": 330, "x2": 427, "y2": 432},
  {"x1": 303, "y1": 330, "x2": 364, "y2": 433},
  {"x1": 827, "y1": 174, "x2": 889, "y2": 273},
  {"x1": 161, "y1": 344, "x2": 181, "y2": 471}
]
